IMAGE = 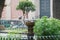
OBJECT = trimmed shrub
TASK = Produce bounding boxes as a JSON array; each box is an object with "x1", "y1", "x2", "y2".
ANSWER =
[{"x1": 34, "y1": 16, "x2": 60, "y2": 36}]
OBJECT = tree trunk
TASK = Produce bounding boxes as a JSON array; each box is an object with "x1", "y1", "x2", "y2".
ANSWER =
[
  {"x1": 26, "y1": 12, "x2": 28, "y2": 19},
  {"x1": 22, "y1": 11, "x2": 26, "y2": 24},
  {"x1": 0, "y1": 0, "x2": 5, "y2": 19}
]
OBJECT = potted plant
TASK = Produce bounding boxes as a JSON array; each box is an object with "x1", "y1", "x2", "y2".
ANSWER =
[
  {"x1": 16, "y1": 0, "x2": 35, "y2": 40},
  {"x1": 34, "y1": 16, "x2": 60, "y2": 40},
  {"x1": 16, "y1": 0, "x2": 35, "y2": 27}
]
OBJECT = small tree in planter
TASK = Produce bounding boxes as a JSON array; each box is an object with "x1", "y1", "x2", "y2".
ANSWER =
[
  {"x1": 16, "y1": 0, "x2": 35, "y2": 19},
  {"x1": 16, "y1": 0, "x2": 35, "y2": 40},
  {"x1": 34, "y1": 16, "x2": 60, "y2": 40}
]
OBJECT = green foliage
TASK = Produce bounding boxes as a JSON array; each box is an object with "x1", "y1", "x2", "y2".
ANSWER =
[
  {"x1": 16, "y1": 1, "x2": 35, "y2": 13},
  {"x1": 34, "y1": 16, "x2": 60, "y2": 36}
]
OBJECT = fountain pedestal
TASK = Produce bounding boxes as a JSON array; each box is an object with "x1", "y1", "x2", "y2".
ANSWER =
[{"x1": 25, "y1": 20, "x2": 35, "y2": 40}]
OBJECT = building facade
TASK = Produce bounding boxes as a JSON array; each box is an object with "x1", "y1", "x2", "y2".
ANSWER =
[
  {"x1": 1, "y1": 0, "x2": 40, "y2": 20},
  {"x1": 1, "y1": 0, "x2": 60, "y2": 20},
  {"x1": 1, "y1": 0, "x2": 23, "y2": 20}
]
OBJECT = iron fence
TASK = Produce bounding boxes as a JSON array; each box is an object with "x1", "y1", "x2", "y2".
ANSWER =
[
  {"x1": 34, "y1": 35, "x2": 60, "y2": 40},
  {"x1": 0, "y1": 33, "x2": 28, "y2": 40},
  {"x1": 0, "y1": 35, "x2": 60, "y2": 40}
]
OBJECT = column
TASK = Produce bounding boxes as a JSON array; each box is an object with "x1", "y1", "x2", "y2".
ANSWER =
[
  {"x1": 34, "y1": 0, "x2": 40, "y2": 18},
  {"x1": 50, "y1": 0, "x2": 53, "y2": 18},
  {"x1": 5, "y1": 0, "x2": 11, "y2": 20},
  {"x1": 28, "y1": 0, "x2": 40, "y2": 19}
]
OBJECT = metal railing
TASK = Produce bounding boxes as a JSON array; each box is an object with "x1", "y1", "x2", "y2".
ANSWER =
[
  {"x1": 34, "y1": 35, "x2": 60, "y2": 40},
  {"x1": 0, "y1": 37, "x2": 21, "y2": 40},
  {"x1": 0, "y1": 33, "x2": 28, "y2": 40},
  {"x1": 0, "y1": 35, "x2": 60, "y2": 40}
]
